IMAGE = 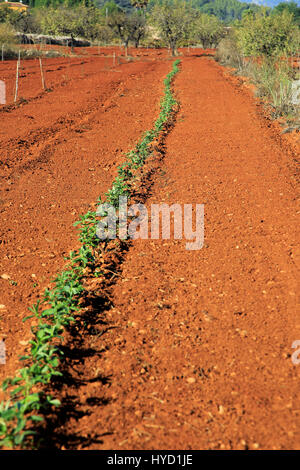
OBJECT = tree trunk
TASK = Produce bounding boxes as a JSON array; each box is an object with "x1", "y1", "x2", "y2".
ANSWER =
[
  {"x1": 171, "y1": 45, "x2": 178, "y2": 56},
  {"x1": 169, "y1": 39, "x2": 178, "y2": 57},
  {"x1": 70, "y1": 33, "x2": 75, "y2": 53},
  {"x1": 135, "y1": 33, "x2": 142, "y2": 48}
]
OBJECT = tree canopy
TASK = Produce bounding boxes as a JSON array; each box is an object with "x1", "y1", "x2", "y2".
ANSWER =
[{"x1": 235, "y1": 10, "x2": 300, "y2": 57}]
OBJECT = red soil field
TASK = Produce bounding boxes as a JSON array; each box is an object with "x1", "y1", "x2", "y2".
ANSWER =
[
  {"x1": 0, "y1": 49, "x2": 173, "y2": 386},
  {"x1": 0, "y1": 46, "x2": 172, "y2": 106},
  {"x1": 0, "y1": 48, "x2": 299, "y2": 449}
]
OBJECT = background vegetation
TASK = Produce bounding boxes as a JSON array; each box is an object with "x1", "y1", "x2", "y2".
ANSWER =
[
  {"x1": 0, "y1": 0, "x2": 299, "y2": 48},
  {"x1": 216, "y1": 7, "x2": 299, "y2": 120},
  {"x1": 0, "y1": 0, "x2": 299, "y2": 116}
]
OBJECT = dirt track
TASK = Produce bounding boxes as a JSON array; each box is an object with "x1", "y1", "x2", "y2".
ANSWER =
[{"x1": 1, "y1": 52, "x2": 299, "y2": 449}]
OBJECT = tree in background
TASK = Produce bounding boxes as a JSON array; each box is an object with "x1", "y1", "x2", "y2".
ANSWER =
[
  {"x1": 106, "y1": 9, "x2": 128, "y2": 43},
  {"x1": 100, "y1": 1, "x2": 123, "y2": 17},
  {"x1": 107, "y1": 9, "x2": 146, "y2": 46},
  {"x1": 0, "y1": 3, "x2": 40, "y2": 33},
  {"x1": 37, "y1": 5, "x2": 102, "y2": 39},
  {"x1": 2, "y1": 0, "x2": 292, "y2": 49},
  {"x1": 126, "y1": 10, "x2": 146, "y2": 46},
  {"x1": 98, "y1": 0, "x2": 133, "y2": 11},
  {"x1": 130, "y1": 0, "x2": 148, "y2": 11},
  {"x1": 193, "y1": 12, "x2": 224, "y2": 48},
  {"x1": 150, "y1": 0, "x2": 196, "y2": 55},
  {"x1": 0, "y1": 4, "x2": 21, "y2": 24},
  {"x1": 273, "y1": 1, "x2": 300, "y2": 26},
  {"x1": 191, "y1": 0, "x2": 263, "y2": 24},
  {"x1": 235, "y1": 10, "x2": 300, "y2": 58},
  {"x1": 0, "y1": 22, "x2": 16, "y2": 46},
  {"x1": 273, "y1": 1, "x2": 300, "y2": 16}
]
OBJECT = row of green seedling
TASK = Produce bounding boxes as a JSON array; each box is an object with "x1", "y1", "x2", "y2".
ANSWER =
[{"x1": 0, "y1": 59, "x2": 180, "y2": 449}]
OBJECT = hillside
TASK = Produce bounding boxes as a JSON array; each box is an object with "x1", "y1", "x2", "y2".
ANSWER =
[
  {"x1": 3, "y1": 0, "x2": 300, "y2": 8},
  {"x1": 244, "y1": 0, "x2": 300, "y2": 6},
  {"x1": 9, "y1": 0, "x2": 298, "y2": 25}
]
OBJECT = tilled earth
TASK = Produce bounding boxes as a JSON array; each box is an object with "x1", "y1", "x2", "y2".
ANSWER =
[
  {"x1": 0, "y1": 51, "x2": 171, "y2": 386},
  {"x1": 0, "y1": 51, "x2": 299, "y2": 450}
]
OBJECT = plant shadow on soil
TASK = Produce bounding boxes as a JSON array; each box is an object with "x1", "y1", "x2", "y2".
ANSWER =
[
  {"x1": 34, "y1": 104, "x2": 178, "y2": 450},
  {"x1": 35, "y1": 247, "x2": 131, "y2": 450},
  {"x1": 193, "y1": 53, "x2": 215, "y2": 58},
  {"x1": 34, "y1": 169, "x2": 167, "y2": 449}
]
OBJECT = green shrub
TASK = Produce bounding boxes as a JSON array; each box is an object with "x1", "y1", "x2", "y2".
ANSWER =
[
  {"x1": 193, "y1": 13, "x2": 225, "y2": 49},
  {"x1": 36, "y1": 6, "x2": 103, "y2": 40},
  {"x1": 0, "y1": 23, "x2": 16, "y2": 47},
  {"x1": 235, "y1": 10, "x2": 300, "y2": 58},
  {"x1": 150, "y1": 0, "x2": 196, "y2": 56},
  {"x1": 215, "y1": 36, "x2": 243, "y2": 69},
  {"x1": 247, "y1": 58, "x2": 296, "y2": 117}
]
